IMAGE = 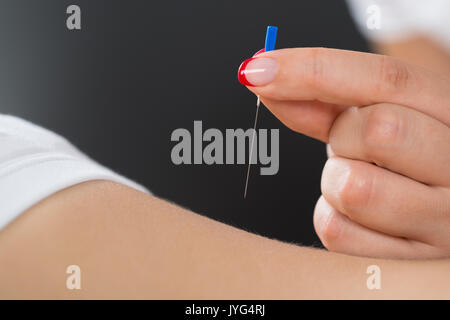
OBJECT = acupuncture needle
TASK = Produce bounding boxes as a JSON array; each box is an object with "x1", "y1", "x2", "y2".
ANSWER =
[
  {"x1": 243, "y1": 95, "x2": 261, "y2": 199},
  {"x1": 244, "y1": 26, "x2": 278, "y2": 199}
]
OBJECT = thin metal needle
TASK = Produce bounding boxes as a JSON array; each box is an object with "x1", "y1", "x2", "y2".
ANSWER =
[{"x1": 244, "y1": 95, "x2": 261, "y2": 199}]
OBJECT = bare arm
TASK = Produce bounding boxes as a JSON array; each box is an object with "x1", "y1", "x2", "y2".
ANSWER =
[{"x1": 0, "y1": 180, "x2": 449, "y2": 299}]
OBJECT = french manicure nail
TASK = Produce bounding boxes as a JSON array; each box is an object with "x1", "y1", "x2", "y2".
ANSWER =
[
  {"x1": 252, "y1": 48, "x2": 265, "y2": 57},
  {"x1": 237, "y1": 57, "x2": 278, "y2": 87}
]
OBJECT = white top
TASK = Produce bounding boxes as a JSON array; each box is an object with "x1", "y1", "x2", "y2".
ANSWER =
[
  {"x1": 0, "y1": 114, "x2": 149, "y2": 231},
  {"x1": 346, "y1": 0, "x2": 450, "y2": 52}
]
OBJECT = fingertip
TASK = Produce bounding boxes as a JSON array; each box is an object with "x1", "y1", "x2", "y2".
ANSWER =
[
  {"x1": 321, "y1": 158, "x2": 351, "y2": 205},
  {"x1": 237, "y1": 57, "x2": 278, "y2": 87},
  {"x1": 313, "y1": 196, "x2": 342, "y2": 245},
  {"x1": 326, "y1": 144, "x2": 335, "y2": 158},
  {"x1": 253, "y1": 48, "x2": 265, "y2": 57}
]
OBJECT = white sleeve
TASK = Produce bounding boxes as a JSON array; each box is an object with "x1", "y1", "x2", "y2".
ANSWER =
[
  {"x1": 346, "y1": 0, "x2": 450, "y2": 51},
  {"x1": 0, "y1": 114, "x2": 149, "y2": 230}
]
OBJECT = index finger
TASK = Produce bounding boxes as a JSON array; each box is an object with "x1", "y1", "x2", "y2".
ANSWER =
[{"x1": 239, "y1": 48, "x2": 450, "y2": 126}]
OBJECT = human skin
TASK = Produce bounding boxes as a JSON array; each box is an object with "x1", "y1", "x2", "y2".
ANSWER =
[
  {"x1": 0, "y1": 180, "x2": 449, "y2": 299},
  {"x1": 238, "y1": 46, "x2": 450, "y2": 259},
  {"x1": 1, "y1": 40, "x2": 450, "y2": 299},
  {"x1": 374, "y1": 37, "x2": 450, "y2": 78}
]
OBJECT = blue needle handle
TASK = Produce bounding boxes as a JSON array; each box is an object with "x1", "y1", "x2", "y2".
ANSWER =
[{"x1": 265, "y1": 26, "x2": 278, "y2": 52}]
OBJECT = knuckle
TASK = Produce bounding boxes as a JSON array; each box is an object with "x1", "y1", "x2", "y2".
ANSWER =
[
  {"x1": 376, "y1": 56, "x2": 412, "y2": 92},
  {"x1": 362, "y1": 105, "x2": 403, "y2": 160},
  {"x1": 304, "y1": 48, "x2": 327, "y2": 89}
]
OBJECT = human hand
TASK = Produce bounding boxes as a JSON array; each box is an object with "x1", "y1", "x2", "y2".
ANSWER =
[{"x1": 238, "y1": 48, "x2": 450, "y2": 259}]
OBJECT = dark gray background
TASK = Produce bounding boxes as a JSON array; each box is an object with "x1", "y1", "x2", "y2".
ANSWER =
[{"x1": 0, "y1": 0, "x2": 369, "y2": 246}]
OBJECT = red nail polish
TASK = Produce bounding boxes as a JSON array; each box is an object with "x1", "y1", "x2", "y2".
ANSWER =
[
  {"x1": 253, "y1": 48, "x2": 265, "y2": 57},
  {"x1": 237, "y1": 58, "x2": 256, "y2": 86}
]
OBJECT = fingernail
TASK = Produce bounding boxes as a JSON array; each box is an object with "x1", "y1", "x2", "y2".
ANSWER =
[
  {"x1": 314, "y1": 196, "x2": 335, "y2": 235},
  {"x1": 237, "y1": 57, "x2": 278, "y2": 87},
  {"x1": 321, "y1": 158, "x2": 350, "y2": 200},
  {"x1": 326, "y1": 144, "x2": 335, "y2": 158},
  {"x1": 252, "y1": 48, "x2": 265, "y2": 57},
  {"x1": 314, "y1": 196, "x2": 343, "y2": 242}
]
